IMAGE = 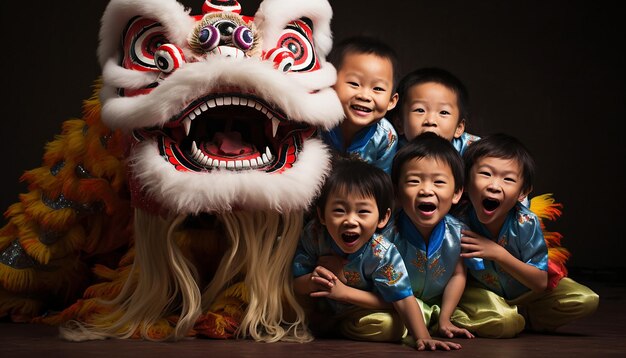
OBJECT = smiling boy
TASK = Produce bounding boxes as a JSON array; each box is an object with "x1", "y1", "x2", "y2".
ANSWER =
[{"x1": 320, "y1": 36, "x2": 399, "y2": 174}]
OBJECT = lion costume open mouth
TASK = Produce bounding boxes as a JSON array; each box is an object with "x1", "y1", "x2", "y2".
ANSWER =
[{"x1": 136, "y1": 91, "x2": 315, "y2": 173}]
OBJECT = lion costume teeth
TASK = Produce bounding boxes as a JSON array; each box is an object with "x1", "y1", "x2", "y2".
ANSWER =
[{"x1": 0, "y1": 0, "x2": 343, "y2": 343}]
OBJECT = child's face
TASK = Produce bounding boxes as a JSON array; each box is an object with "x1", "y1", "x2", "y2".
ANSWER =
[
  {"x1": 467, "y1": 156, "x2": 528, "y2": 236},
  {"x1": 334, "y1": 53, "x2": 398, "y2": 131},
  {"x1": 397, "y1": 157, "x2": 462, "y2": 239},
  {"x1": 400, "y1": 82, "x2": 465, "y2": 141},
  {"x1": 318, "y1": 188, "x2": 391, "y2": 254}
]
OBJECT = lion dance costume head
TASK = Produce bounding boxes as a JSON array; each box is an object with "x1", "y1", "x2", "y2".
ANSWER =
[{"x1": 0, "y1": 0, "x2": 343, "y2": 343}]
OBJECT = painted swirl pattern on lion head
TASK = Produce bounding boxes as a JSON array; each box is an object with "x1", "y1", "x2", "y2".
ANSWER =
[{"x1": 98, "y1": 0, "x2": 343, "y2": 214}]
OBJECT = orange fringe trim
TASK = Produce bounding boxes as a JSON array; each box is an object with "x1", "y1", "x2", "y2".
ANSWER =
[{"x1": 530, "y1": 193, "x2": 569, "y2": 288}]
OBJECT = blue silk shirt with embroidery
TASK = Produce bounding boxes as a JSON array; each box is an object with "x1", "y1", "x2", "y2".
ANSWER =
[
  {"x1": 452, "y1": 132, "x2": 481, "y2": 155},
  {"x1": 293, "y1": 220, "x2": 413, "y2": 313},
  {"x1": 320, "y1": 118, "x2": 398, "y2": 174},
  {"x1": 398, "y1": 132, "x2": 481, "y2": 156},
  {"x1": 387, "y1": 211, "x2": 469, "y2": 304},
  {"x1": 462, "y1": 202, "x2": 548, "y2": 300}
]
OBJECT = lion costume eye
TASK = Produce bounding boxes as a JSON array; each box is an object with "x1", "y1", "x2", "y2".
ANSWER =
[
  {"x1": 232, "y1": 25, "x2": 253, "y2": 50},
  {"x1": 154, "y1": 44, "x2": 185, "y2": 73},
  {"x1": 263, "y1": 47, "x2": 295, "y2": 72},
  {"x1": 189, "y1": 14, "x2": 257, "y2": 56},
  {"x1": 277, "y1": 18, "x2": 317, "y2": 72},
  {"x1": 198, "y1": 25, "x2": 220, "y2": 51}
]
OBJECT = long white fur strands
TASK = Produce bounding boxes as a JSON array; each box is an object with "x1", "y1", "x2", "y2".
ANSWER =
[
  {"x1": 60, "y1": 209, "x2": 202, "y2": 341},
  {"x1": 202, "y1": 210, "x2": 312, "y2": 343}
]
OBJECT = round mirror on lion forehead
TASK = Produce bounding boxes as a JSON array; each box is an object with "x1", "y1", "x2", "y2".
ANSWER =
[{"x1": 202, "y1": 0, "x2": 242, "y2": 14}]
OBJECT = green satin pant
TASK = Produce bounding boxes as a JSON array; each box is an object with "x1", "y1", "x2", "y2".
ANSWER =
[
  {"x1": 335, "y1": 299, "x2": 451, "y2": 342},
  {"x1": 453, "y1": 277, "x2": 599, "y2": 338},
  {"x1": 330, "y1": 278, "x2": 598, "y2": 341}
]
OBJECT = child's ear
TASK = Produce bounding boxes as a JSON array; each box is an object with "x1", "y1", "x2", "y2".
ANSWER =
[
  {"x1": 518, "y1": 186, "x2": 533, "y2": 203},
  {"x1": 452, "y1": 188, "x2": 464, "y2": 204},
  {"x1": 316, "y1": 207, "x2": 326, "y2": 225},
  {"x1": 387, "y1": 92, "x2": 399, "y2": 111},
  {"x1": 453, "y1": 119, "x2": 466, "y2": 139},
  {"x1": 377, "y1": 208, "x2": 392, "y2": 229}
]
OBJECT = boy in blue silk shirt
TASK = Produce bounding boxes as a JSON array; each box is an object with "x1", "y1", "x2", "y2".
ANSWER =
[
  {"x1": 454, "y1": 133, "x2": 598, "y2": 337},
  {"x1": 321, "y1": 36, "x2": 399, "y2": 174}
]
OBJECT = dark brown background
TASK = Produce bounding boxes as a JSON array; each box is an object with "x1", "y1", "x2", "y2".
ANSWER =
[{"x1": 1, "y1": 0, "x2": 623, "y2": 274}]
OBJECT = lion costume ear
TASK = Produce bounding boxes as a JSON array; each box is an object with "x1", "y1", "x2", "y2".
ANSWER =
[
  {"x1": 254, "y1": 0, "x2": 333, "y2": 58},
  {"x1": 254, "y1": 0, "x2": 337, "y2": 92},
  {"x1": 98, "y1": 0, "x2": 194, "y2": 68},
  {"x1": 97, "y1": 0, "x2": 198, "y2": 129}
]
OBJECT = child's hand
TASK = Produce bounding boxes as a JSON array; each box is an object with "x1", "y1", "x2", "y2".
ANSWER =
[
  {"x1": 460, "y1": 229, "x2": 505, "y2": 261},
  {"x1": 317, "y1": 255, "x2": 348, "y2": 283},
  {"x1": 438, "y1": 320, "x2": 474, "y2": 339},
  {"x1": 414, "y1": 338, "x2": 462, "y2": 351},
  {"x1": 310, "y1": 266, "x2": 343, "y2": 298},
  {"x1": 308, "y1": 265, "x2": 337, "y2": 293},
  {"x1": 309, "y1": 266, "x2": 350, "y2": 301}
]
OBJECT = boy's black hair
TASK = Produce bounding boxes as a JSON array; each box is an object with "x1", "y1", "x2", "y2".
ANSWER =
[
  {"x1": 391, "y1": 67, "x2": 470, "y2": 126},
  {"x1": 391, "y1": 132, "x2": 464, "y2": 193},
  {"x1": 462, "y1": 133, "x2": 536, "y2": 194},
  {"x1": 316, "y1": 156, "x2": 394, "y2": 223},
  {"x1": 327, "y1": 35, "x2": 400, "y2": 89}
]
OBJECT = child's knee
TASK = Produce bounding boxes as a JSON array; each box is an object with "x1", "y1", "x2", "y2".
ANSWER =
[
  {"x1": 340, "y1": 311, "x2": 406, "y2": 342},
  {"x1": 556, "y1": 281, "x2": 600, "y2": 317},
  {"x1": 576, "y1": 290, "x2": 599, "y2": 316},
  {"x1": 474, "y1": 312, "x2": 525, "y2": 338}
]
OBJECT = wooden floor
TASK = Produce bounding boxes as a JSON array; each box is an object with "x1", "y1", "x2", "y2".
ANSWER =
[{"x1": 2, "y1": 277, "x2": 625, "y2": 358}]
